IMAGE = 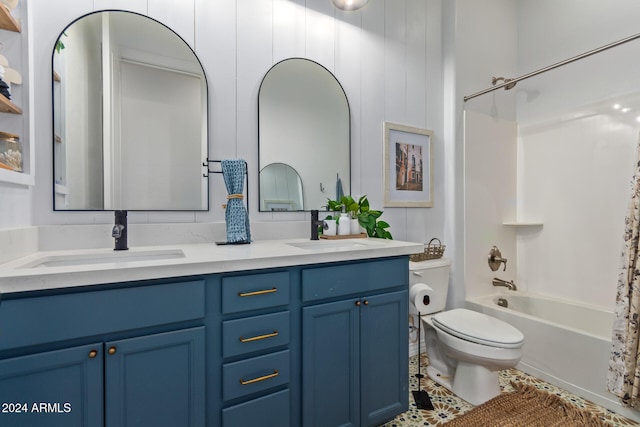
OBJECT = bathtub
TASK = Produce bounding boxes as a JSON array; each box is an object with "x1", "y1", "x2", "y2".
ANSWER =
[{"x1": 466, "y1": 293, "x2": 639, "y2": 422}]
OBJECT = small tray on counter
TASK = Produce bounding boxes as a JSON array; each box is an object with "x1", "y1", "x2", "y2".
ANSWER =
[{"x1": 320, "y1": 233, "x2": 367, "y2": 240}]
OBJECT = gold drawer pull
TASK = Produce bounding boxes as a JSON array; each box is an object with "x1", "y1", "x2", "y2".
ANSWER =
[
  {"x1": 240, "y1": 331, "x2": 279, "y2": 343},
  {"x1": 238, "y1": 287, "x2": 277, "y2": 297},
  {"x1": 239, "y1": 370, "x2": 279, "y2": 385}
]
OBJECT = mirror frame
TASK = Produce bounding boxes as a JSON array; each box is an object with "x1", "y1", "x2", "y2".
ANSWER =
[
  {"x1": 51, "y1": 9, "x2": 210, "y2": 212},
  {"x1": 257, "y1": 57, "x2": 351, "y2": 212}
]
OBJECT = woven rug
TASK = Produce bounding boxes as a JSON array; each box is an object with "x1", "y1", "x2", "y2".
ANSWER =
[{"x1": 443, "y1": 382, "x2": 608, "y2": 427}]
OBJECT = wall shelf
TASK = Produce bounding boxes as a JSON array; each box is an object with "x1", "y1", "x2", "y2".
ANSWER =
[
  {"x1": 0, "y1": 5, "x2": 20, "y2": 33},
  {"x1": 502, "y1": 221, "x2": 543, "y2": 226},
  {"x1": 0, "y1": 167, "x2": 33, "y2": 186},
  {"x1": 0, "y1": 93, "x2": 21, "y2": 114}
]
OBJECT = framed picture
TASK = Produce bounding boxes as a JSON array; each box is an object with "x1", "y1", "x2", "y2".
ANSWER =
[{"x1": 383, "y1": 122, "x2": 433, "y2": 208}]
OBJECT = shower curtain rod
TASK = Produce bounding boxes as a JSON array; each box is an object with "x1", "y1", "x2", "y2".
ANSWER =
[{"x1": 463, "y1": 32, "x2": 640, "y2": 102}]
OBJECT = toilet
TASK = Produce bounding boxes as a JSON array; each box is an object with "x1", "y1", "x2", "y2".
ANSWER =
[{"x1": 410, "y1": 258, "x2": 524, "y2": 405}]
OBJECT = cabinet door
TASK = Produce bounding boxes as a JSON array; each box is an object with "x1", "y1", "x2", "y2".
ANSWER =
[
  {"x1": 360, "y1": 290, "x2": 408, "y2": 427},
  {"x1": 0, "y1": 343, "x2": 103, "y2": 427},
  {"x1": 105, "y1": 327, "x2": 205, "y2": 427},
  {"x1": 302, "y1": 299, "x2": 360, "y2": 427}
]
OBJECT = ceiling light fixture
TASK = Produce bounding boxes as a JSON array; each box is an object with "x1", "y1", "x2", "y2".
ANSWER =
[{"x1": 332, "y1": 0, "x2": 369, "y2": 11}]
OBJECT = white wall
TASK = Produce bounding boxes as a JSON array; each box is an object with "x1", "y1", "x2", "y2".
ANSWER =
[
  {"x1": 446, "y1": 0, "x2": 518, "y2": 308},
  {"x1": 0, "y1": 0, "x2": 445, "y2": 246},
  {"x1": 518, "y1": 113, "x2": 635, "y2": 307},
  {"x1": 514, "y1": 0, "x2": 640, "y2": 309},
  {"x1": 460, "y1": 0, "x2": 640, "y2": 310},
  {"x1": 464, "y1": 110, "x2": 517, "y2": 299}
]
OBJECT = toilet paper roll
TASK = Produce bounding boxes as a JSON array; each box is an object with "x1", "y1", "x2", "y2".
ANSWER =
[{"x1": 409, "y1": 283, "x2": 436, "y2": 314}]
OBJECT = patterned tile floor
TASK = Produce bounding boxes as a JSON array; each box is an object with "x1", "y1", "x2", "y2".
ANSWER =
[{"x1": 382, "y1": 354, "x2": 639, "y2": 426}]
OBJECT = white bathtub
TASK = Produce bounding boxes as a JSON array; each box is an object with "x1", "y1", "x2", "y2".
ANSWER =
[{"x1": 466, "y1": 293, "x2": 639, "y2": 422}]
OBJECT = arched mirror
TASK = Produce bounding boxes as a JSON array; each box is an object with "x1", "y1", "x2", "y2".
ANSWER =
[
  {"x1": 258, "y1": 58, "x2": 350, "y2": 212},
  {"x1": 259, "y1": 163, "x2": 304, "y2": 211},
  {"x1": 52, "y1": 10, "x2": 208, "y2": 211}
]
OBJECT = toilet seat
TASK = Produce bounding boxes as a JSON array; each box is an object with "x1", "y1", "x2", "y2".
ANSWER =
[{"x1": 432, "y1": 309, "x2": 524, "y2": 349}]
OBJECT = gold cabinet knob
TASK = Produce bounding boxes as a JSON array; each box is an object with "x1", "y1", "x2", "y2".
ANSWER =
[
  {"x1": 108, "y1": 346, "x2": 117, "y2": 355},
  {"x1": 363, "y1": 300, "x2": 369, "y2": 306},
  {"x1": 88, "y1": 349, "x2": 98, "y2": 359},
  {"x1": 355, "y1": 301, "x2": 361, "y2": 306}
]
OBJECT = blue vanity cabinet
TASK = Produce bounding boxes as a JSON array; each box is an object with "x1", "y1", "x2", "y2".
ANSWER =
[
  {"x1": 0, "y1": 343, "x2": 104, "y2": 427},
  {"x1": 301, "y1": 258, "x2": 409, "y2": 427},
  {"x1": 0, "y1": 254, "x2": 411, "y2": 427},
  {"x1": 104, "y1": 327, "x2": 205, "y2": 427},
  {"x1": 0, "y1": 280, "x2": 206, "y2": 427},
  {"x1": 0, "y1": 328, "x2": 205, "y2": 427},
  {"x1": 220, "y1": 271, "x2": 293, "y2": 427}
]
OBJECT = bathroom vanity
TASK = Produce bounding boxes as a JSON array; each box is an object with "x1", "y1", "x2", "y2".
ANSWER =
[{"x1": 0, "y1": 238, "x2": 421, "y2": 427}]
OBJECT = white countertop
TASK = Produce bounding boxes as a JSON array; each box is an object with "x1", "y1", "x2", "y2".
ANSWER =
[{"x1": 0, "y1": 238, "x2": 424, "y2": 295}]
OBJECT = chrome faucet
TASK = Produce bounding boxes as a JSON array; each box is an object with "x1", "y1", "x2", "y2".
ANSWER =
[
  {"x1": 492, "y1": 277, "x2": 517, "y2": 291},
  {"x1": 112, "y1": 210, "x2": 128, "y2": 251},
  {"x1": 310, "y1": 210, "x2": 328, "y2": 240}
]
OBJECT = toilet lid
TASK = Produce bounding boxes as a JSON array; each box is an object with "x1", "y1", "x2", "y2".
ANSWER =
[{"x1": 432, "y1": 308, "x2": 524, "y2": 348}]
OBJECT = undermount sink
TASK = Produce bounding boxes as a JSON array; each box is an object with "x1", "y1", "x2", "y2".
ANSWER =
[
  {"x1": 287, "y1": 240, "x2": 372, "y2": 250},
  {"x1": 19, "y1": 249, "x2": 186, "y2": 269}
]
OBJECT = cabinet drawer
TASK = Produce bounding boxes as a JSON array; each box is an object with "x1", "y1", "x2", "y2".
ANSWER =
[
  {"x1": 222, "y1": 389, "x2": 290, "y2": 427},
  {"x1": 222, "y1": 350, "x2": 290, "y2": 401},
  {"x1": 222, "y1": 272, "x2": 289, "y2": 314},
  {"x1": 0, "y1": 280, "x2": 205, "y2": 351},
  {"x1": 222, "y1": 311, "x2": 290, "y2": 358},
  {"x1": 301, "y1": 258, "x2": 407, "y2": 302}
]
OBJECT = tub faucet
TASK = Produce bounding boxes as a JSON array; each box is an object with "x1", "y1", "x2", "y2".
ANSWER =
[
  {"x1": 112, "y1": 210, "x2": 129, "y2": 251},
  {"x1": 310, "y1": 210, "x2": 328, "y2": 240},
  {"x1": 492, "y1": 277, "x2": 516, "y2": 291}
]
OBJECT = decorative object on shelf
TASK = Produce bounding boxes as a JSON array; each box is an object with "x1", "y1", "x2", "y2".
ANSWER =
[
  {"x1": 0, "y1": 0, "x2": 18, "y2": 11},
  {"x1": 0, "y1": 54, "x2": 22, "y2": 100},
  {"x1": 409, "y1": 238, "x2": 445, "y2": 262},
  {"x1": 383, "y1": 122, "x2": 433, "y2": 208},
  {"x1": 0, "y1": 0, "x2": 19, "y2": 32},
  {"x1": 0, "y1": 130, "x2": 21, "y2": 172},
  {"x1": 0, "y1": 74, "x2": 9, "y2": 99},
  {"x1": 326, "y1": 194, "x2": 392, "y2": 239}
]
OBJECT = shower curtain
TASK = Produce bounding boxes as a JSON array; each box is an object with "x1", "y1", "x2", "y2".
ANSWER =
[{"x1": 608, "y1": 137, "x2": 640, "y2": 408}]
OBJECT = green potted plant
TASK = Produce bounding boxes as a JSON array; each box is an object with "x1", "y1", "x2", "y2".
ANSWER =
[{"x1": 326, "y1": 195, "x2": 392, "y2": 239}]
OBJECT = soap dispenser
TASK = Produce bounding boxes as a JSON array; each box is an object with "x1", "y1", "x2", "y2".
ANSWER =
[{"x1": 338, "y1": 205, "x2": 351, "y2": 235}]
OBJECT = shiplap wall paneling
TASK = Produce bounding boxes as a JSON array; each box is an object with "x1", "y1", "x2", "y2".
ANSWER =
[
  {"x1": 273, "y1": 0, "x2": 306, "y2": 62},
  {"x1": 236, "y1": 0, "x2": 273, "y2": 220},
  {"x1": 194, "y1": 0, "x2": 237, "y2": 223},
  {"x1": 148, "y1": 0, "x2": 195, "y2": 48},
  {"x1": 334, "y1": 8, "x2": 363, "y2": 198},
  {"x1": 359, "y1": 0, "x2": 385, "y2": 215}
]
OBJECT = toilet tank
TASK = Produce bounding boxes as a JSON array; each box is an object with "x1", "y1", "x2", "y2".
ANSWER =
[{"x1": 409, "y1": 258, "x2": 451, "y2": 314}]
